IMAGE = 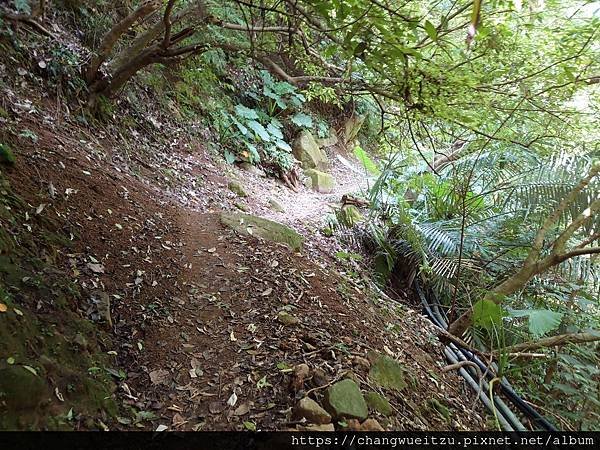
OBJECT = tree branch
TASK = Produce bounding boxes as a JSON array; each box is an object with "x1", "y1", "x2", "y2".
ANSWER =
[
  {"x1": 498, "y1": 332, "x2": 600, "y2": 355},
  {"x1": 86, "y1": 0, "x2": 160, "y2": 83}
]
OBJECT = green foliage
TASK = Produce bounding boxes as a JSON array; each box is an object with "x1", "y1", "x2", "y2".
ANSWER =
[
  {"x1": 353, "y1": 146, "x2": 379, "y2": 175},
  {"x1": 472, "y1": 299, "x2": 503, "y2": 331},
  {"x1": 508, "y1": 309, "x2": 564, "y2": 338},
  {"x1": 290, "y1": 112, "x2": 313, "y2": 128}
]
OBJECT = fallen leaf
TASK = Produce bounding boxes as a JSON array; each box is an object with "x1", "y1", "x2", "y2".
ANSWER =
[
  {"x1": 54, "y1": 387, "x2": 64, "y2": 402},
  {"x1": 234, "y1": 403, "x2": 250, "y2": 416},
  {"x1": 243, "y1": 421, "x2": 256, "y2": 432},
  {"x1": 0, "y1": 303, "x2": 7, "y2": 313},
  {"x1": 207, "y1": 247, "x2": 216, "y2": 253},
  {"x1": 261, "y1": 288, "x2": 273, "y2": 297},
  {"x1": 227, "y1": 392, "x2": 238, "y2": 407},
  {"x1": 87, "y1": 263, "x2": 105, "y2": 274},
  {"x1": 208, "y1": 401, "x2": 225, "y2": 414},
  {"x1": 149, "y1": 369, "x2": 170, "y2": 385},
  {"x1": 155, "y1": 424, "x2": 168, "y2": 432},
  {"x1": 22, "y1": 365, "x2": 37, "y2": 376}
]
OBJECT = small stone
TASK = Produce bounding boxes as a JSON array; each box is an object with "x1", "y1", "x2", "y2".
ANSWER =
[
  {"x1": 353, "y1": 356, "x2": 371, "y2": 369},
  {"x1": 294, "y1": 397, "x2": 332, "y2": 424},
  {"x1": 365, "y1": 392, "x2": 393, "y2": 416},
  {"x1": 73, "y1": 333, "x2": 88, "y2": 349},
  {"x1": 228, "y1": 180, "x2": 248, "y2": 197},
  {"x1": 311, "y1": 367, "x2": 329, "y2": 387},
  {"x1": 343, "y1": 419, "x2": 362, "y2": 430},
  {"x1": 360, "y1": 418, "x2": 385, "y2": 431},
  {"x1": 268, "y1": 198, "x2": 285, "y2": 212},
  {"x1": 239, "y1": 162, "x2": 266, "y2": 177},
  {"x1": 290, "y1": 363, "x2": 310, "y2": 392},
  {"x1": 369, "y1": 354, "x2": 407, "y2": 391},
  {"x1": 91, "y1": 290, "x2": 112, "y2": 327},
  {"x1": 278, "y1": 310, "x2": 300, "y2": 326},
  {"x1": 298, "y1": 423, "x2": 335, "y2": 431},
  {"x1": 304, "y1": 169, "x2": 335, "y2": 194},
  {"x1": 324, "y1": 379, "x2": 368, "y2": 420}
]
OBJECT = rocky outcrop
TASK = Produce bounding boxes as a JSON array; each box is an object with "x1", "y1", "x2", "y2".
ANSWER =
[
  {"x1": 343, "y1": 114, "x2": 365, "y2": 145},
  {"x1": 293, "y1": 131, "x2": 328, "y2": 170},
  {"x1": 304, "y1": 169, "x2": 335, "y2": 194}
]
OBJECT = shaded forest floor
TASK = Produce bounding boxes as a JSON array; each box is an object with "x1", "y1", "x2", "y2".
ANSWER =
[{"x1": 1, "y1": 83, "x2": 487, "y2": 431}]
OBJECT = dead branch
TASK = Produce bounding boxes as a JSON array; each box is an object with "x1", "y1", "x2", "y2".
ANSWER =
[{"x1": 497, "y1": 332, "x2": 600, "y2": 355}]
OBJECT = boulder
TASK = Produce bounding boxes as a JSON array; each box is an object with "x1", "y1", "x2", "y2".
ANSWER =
[
  {"x1": 324, "y1": 379, "x2": 368, "y2": 420},
  {"x1": 294, "y1": 397, "x2": 332, "y2": 424},
  {"x1": 292, "y1": 131, "x2": 328, "y2": 170},
  {"x1": 365, "y1": 391, "x2": 393, "y2": 416},
  {"x1": 220, "y1": 213, "x2": 304, "y2": 251},
  {"x1": 304, "y1": 169, "x2": 335, "y2": 194},
  {"x1": 368, "y1": 354, "x2": 408, "y2": 391}
]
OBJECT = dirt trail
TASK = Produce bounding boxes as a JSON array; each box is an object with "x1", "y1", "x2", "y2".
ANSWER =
[{"x1": 1, "y1": 108, "x2": 484, "y2": 430}]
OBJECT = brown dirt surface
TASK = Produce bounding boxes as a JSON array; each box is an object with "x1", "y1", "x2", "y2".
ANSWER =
[
  {"x1": 0, "y1": 104, "x2": 483, "y2": 430},
  {"x1": 0, "y1": 65, "x2": 485, "y2": 431}
]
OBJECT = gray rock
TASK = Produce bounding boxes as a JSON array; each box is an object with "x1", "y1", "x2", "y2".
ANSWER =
[
  {"x1": 220, "y1": 212, "x2": 304, "y2": 251},
  {"x1": 268, "y1": 198, "x2": 285, "y2": 213},
  {"x1": 304, "y1": 169, "x2": 335, "y2": 194},
  {"x1": 324, "y1": 379, "x2": 368, "y2": 420},
  {"x1": 292, "y1": 131, "x2": 328, "y2": 170},
  {"x1": 294, "y1": 397, "x2": 332, "y2": 424}
]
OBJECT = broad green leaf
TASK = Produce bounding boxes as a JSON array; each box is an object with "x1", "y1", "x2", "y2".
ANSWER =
[
  {"x1": 243, "y1": 421, "x2": 256, "y2": 431},
  {"x1": 274, "y1": 140, "x2": 292, "y2": 152},
  {"x1": 234, "y1": 104, "x2": 259, "y2": 120},
  {"x1": 291, "y1": 112, "x2": 313, "y2": 128},
  {"x1": 424, "y1": 20, "x2": 437, "y2": 41},
  {"x1": 509, "y1": 309, "x2": 563, "y2": 338},
  {"x1": 266, "y1": 123, "x2": 284, "y2": 140},
  {"x1": 224, "y1": 150, "x2": 236, "y2": 164},
  {"x1": 247, "y1": 121, "x2": 270, "y2": 142},
  {"x1": 473, "y1": 299, "x2": 503, "y2": 331}
]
